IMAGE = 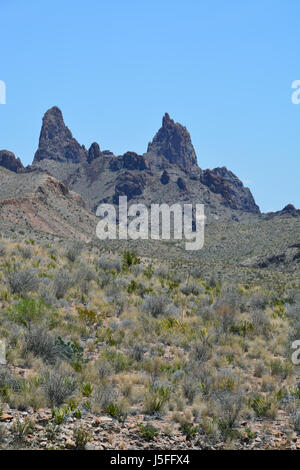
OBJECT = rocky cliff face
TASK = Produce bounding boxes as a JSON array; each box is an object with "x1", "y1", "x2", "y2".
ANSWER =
[
  {"x1": 146, "y1": 113, "x2": 198, "y2": 170},
  {"x1": 200, "y1": 167, "x2": 260, "y2": 213},
  {"x1": 33, "y1": 106, "x2": 88, "y2": 163},
  {"x1": 0, "y1": 150, "x2": 24, "y2": 172}
]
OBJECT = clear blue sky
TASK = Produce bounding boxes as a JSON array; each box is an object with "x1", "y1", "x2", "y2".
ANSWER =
[{"x1": 1, "y1": 0, "x2": 299, "y2": 212}]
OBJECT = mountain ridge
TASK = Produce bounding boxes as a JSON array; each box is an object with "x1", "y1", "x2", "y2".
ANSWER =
[{"x1": 23, "y1": 107, "x2": 260, "y2": 221}]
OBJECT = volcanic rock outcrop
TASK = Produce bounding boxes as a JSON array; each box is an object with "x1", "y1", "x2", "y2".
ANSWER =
[
  {"x1": 33, "y1": 106, "x2": 88, "y2": 163},
  {"x1": 146, "y1": 113, "x2": 198, "y2": 170},
  {"x1": 0, "y1": 150, "x2": 24, "y2": 172},
  {"x1": 29, "y1": 106, "x2": 261, "y2": 220}
]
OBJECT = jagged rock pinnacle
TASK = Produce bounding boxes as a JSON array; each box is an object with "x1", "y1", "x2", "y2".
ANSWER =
[
  {"x1": 147, "y1": 113, "x2": 198, "y2": 170},
  {"x1": 33, "y1": 106, "x2": 87, "y2": 164}
]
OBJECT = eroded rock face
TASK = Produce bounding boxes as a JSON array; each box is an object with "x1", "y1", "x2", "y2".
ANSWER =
[
  {"x1": 113, "y1": 172, "x2": 145, "y2": 203},
  {"x1": 109, "y1": 152, "x2": 148, "y2": 172},
  {"x1": 87, "y1": 142, "x2": 101, "y2": 164},
  {"x1": 200, "y1": 168, "x2": 260, "y2": 213},
  {"x1": 33, "y1": 106, "x2": 87, "y2": 163},
  {"x1": 0, "y1": 150, "x2": 24, "y2": 172},
  {"x1": 146, "y1": 113, "x2": 198, "y2": 170}
]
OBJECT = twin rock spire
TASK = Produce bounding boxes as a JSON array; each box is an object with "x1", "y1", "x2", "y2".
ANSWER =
[{"x1": 33, "y1": 107, "x2": 199, "y2": 171}]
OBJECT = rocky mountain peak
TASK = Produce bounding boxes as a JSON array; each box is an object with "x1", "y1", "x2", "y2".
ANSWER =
[
  {"x1": 87, "y1": 142, "x2": 101, "y2": 164},
  {"x1": 0, "y1": 150, "x2": 24, "y2": 172},
  {"x1": 282, "y1": 204, "x2": 297, "y2": 213},
  {"x1": 33, "y1": 106, "x2": 87, "y2": 164},
  {"x1": 146, "y1": 113, "x2": 198, "y2": 171},
  {"x1": 162, "y1": 112, "x2": 173, "y2": 127}
]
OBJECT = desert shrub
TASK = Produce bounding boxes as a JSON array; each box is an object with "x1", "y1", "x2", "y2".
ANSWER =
[
  {"x1": 208, "y1": 275, "x2": 218, "y2": 288},
  {"x1": 214, "y1": 302, "x2": 237, "y2": 333},
  {"x1": 127, "y1": 280, "x2": 148, "y2": 296},
  {"x1": 215, "y1": 390, "x2": 242, "y2": 437},
  {"x1": 97, "y1": 361, "x2": 113, "y2": 379},
  {"x1": 115, "y1": 277, "x2": 129, "y2": 290},
  {"x1": 130, "y1": 343, "x2": 146, "y2": 362},
  {"x1": 101, "y1": 349, "x2": 130, "y2": 373},
  {"x1": 81, "y1": 382, "x2": 93, "y2": 397},
  {"x1": 53, "y1": 270, "x2": 73, "y2": 299},
  {"x1": 105, "y1": 282, "x2": 124, "y2": 304},
  {"x1": 215, "y1": 369, "x2": 238, "y2": 392},
  {"x1": 45, "y1": 422, "x2": 60, "y2": 442},
  {"x1": 180, "y1": 420, "x2": 198, "y2": 439},
  {"x1": 249, "y1": 394, "x2": 277, "y2": 418},
  {"x1": 144, "y1": 384, "x2": 170, "y2": 414},
  {"x1": 98, "y1": 272, "x2": 113, "y2": 288},
  {"x1": 230, "y1": 320, "x2": 254, "y2": 337},
  {"x1": 65, "y1": 241, "x2": 82, "y2": 262},
  {"x1": 23, "y1": 325, "x2": 58, "y2": 363},
  {"x1": 251, "y1": 310, "x2": 271, "y2": 336},
  {"x1": 142, "y1": 294, "x2": 168, "y2": 317},
  {"x1": 52, "y1": 406, "x2": 67, "y2": 425},
  {"x1": 75, "y1": 263, "x2": 95, "y2": 294},
  {"x1": 42, "y1": 368, "x2": 77, "y2": 407},
  {"x1": 97, "y1": 255, "x2": 121, "y2": 272},
  {"x1": 165, "y1": 304, "x2": 180, "y2": 318},
  {"x1": 75, "y1": 264, "x2": 95, "y2": 283},
  {"x1": 39, "y1": 283, "x2": 57, "y2": 307},
  {"x1": 93, "y1": 382, "x2": 117, "y2": 411},
  {"x1": 0, "y1": 242, "x2": 6, "y2": 257},
  {"x1": 190, "y1": 267, "x2": 203, "y2": 279},
  {"x1": 8, "y1": 269, "x2": 39, "y2": 295},
  {"x1": 154, "y1": 266, "x2": 169, "y2": 279},
  {"x1": 77, "y1": 307, "x2": 97, "y2": 325},
  {"x1": 249, "y1": 293, "x2": 269, "y2": 310},
  {"x1": 253, "y1": 361, "x2": 266, "y2": 378},
  {"x1": 131, "y1": 263, "x2": 145, "y2": 276},
  {"x1": 0, "y1": 370, "x2": 21, "y2": 398},
  {"x1": 190, "y1": 340, "x2": 212, "y2": 364},
  {"x1": 6, "y1": 298, "x2": 47, "y2": 328},
  {"x1": 270, "y1": 358, "x2": 293, "y2": 379},
  {"x1": 198, "y1": 416, "x2": 219, "y2": 442},
  {"x1": 218, "y1": 288, "x2": 239, "y2": 310},
  {"x1": 11, "y1": 418, "x2": 34, "y2": 440},
  {"x1": 180, "y1": 283, "x2": 200, "y2": 296},
  {"x1": 73, "y1": 425, "x2": 92, "y2": 449},
  {"x1": 105, "y1": 401, "x2": 126, "y2": 419},
  {"x1": 138, "y1": 423, "x2": 159, "y2": 441},
  {"x1": 122, "y1": 251, "x2": 141, "y2": 270},
  {"x1": 196, "y1": 365, "x2": 214, "y2": 395},
  {"x1": 291, "y1": 406, "x2": 300, "y2": 433},
  {"x1": 182, "y1": 375, "x2": 199, "y2": 404},
  {"x1": 287, "y1": 305, "x2": 300, "y2": 341},
  {"x1": 18, "y1": 245, "x2": 32, "y2": 260}
]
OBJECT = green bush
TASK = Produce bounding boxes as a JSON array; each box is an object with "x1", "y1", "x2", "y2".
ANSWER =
[
  {"x1": 73, "y1": 425, "x2": 92, "y2": 449},
  {"x1": 7, "y1": 298, "x2": 47, "y2": 328},
  {"x1": 138, "y1": 423, "x2": 159, "y2": 441}
]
